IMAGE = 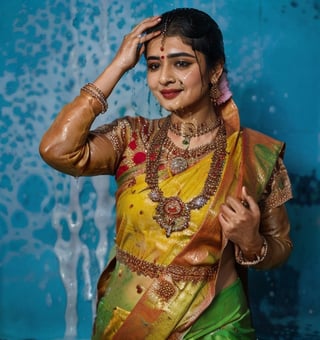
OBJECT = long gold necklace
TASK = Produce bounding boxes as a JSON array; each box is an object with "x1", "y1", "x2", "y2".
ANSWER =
[
  {"x1": 146, "y1": 116, "x2": 227, "y2": 237},
  {"x1": 164, "y1": 136, "x2": 219, "y2": 175}
]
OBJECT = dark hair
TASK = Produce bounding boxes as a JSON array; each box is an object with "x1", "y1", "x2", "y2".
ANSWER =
[{"x1": 146, "y1": 8, "x2": 225, "y2": 70}]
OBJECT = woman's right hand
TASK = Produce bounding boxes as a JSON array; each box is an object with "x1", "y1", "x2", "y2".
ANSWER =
[
  {"x1": 112, "y1": 16, "x2": 162, "y2": 72},
  {"x1": 92, "y1": 16, "x2": 161, "y2": 101}
]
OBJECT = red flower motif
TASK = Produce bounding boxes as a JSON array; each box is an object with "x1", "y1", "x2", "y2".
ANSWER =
[
  {"x1": 128, "y1": 139, "x2": 137, "y2": 150},
  {"x1": 133, "y1": 152, "x2": 146, "y2": 165}
]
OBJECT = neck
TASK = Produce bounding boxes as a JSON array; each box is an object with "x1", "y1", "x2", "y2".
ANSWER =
[{"x1": 170, "y1": 104, "x2": 218, "y2": 126}]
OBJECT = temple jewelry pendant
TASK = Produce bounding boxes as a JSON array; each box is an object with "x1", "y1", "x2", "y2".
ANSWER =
[
  {"x1": 153, "y1": 196, "x2": 190, "y2": 237},
  {"x1": 170, "y1": 157, "x2": 188, "y2": 175}
]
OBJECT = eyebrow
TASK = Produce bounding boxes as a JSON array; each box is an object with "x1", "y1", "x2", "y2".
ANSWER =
[{"x1": 147, "y1": 52, "x2": 196, "y2": 61}]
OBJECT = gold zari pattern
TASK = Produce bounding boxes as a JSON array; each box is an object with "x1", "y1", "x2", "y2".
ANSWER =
[{"x1": 116, "y1": 247, "x2": 219, "y2": 283}]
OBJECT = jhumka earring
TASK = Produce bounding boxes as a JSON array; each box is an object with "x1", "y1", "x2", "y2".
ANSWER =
[{"x1": 210, "y1": 79, "x2": 221, "y2": 106}]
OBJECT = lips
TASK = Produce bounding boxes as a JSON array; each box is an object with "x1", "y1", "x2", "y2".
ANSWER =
[{"x1": 160, "y1": 89, "x2": 182, "y2": 99}]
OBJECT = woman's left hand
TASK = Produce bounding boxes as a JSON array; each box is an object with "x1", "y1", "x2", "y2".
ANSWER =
[{"x1": 218, "y1": 186, "x2": 262, "y2": 253}]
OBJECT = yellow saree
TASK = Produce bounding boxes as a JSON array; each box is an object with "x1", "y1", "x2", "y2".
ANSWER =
[
  {"x1": 92, "y1": 100, "x2": 290, "y2": 339},
  {"x1": 93, "y1": 151, "x2": 223, "y2": 339}
]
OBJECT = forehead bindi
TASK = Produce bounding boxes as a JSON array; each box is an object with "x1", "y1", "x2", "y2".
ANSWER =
[{"x1": 147, "y1": 48, "x2": 197, "y2": 63}]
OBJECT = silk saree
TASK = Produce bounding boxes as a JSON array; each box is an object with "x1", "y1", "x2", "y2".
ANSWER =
[
  {"x1": 38, "y1": 86, "x2": 292, "y2": 339},
  {"x1": 91, "y1": 100, "x2": 290, "y2": 339}
]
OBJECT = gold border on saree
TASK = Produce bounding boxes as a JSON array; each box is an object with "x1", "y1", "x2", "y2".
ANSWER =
[{"x1": 116, "y1": 247, "x2": 219, "y2": 283}]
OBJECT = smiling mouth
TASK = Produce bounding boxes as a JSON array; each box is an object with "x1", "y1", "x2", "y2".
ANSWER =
[{"x1": 160, "y1": 89, "x2": 182, "y2": 99}]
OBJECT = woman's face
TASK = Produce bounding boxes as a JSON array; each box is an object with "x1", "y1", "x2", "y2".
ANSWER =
[{"x1": 146, "y1": 35, "x2": 212, "y2": 116}]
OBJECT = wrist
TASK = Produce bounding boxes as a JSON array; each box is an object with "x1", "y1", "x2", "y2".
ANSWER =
[
  {"x1": 80, "y1": 83, "x2": 108, "y2": 115},
  {"x1": 235, "y1": 236, "x2": 268, "y2": 266},
  {"x1": 110, "y1": 58, "x2": 132, "y2": 76},
  {"x1": 239, "y1": 236, "x2": 265, "y2": 260}
]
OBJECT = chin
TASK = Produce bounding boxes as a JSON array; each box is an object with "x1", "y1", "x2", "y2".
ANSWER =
[{"x1": 162, "y1": 103, "x2": 186, "y2": 114}]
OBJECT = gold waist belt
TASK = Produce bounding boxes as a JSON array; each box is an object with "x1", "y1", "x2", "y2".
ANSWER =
[{"x1": 116, "y1": 247, "x2": 219, "y2": 283}]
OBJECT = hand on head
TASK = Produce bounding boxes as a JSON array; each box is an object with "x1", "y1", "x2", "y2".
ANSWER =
[{"x1": 113, "y1": 16, "x2": 162, "y2": 72}]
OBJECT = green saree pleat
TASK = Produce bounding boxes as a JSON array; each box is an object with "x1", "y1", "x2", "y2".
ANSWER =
[{"x1": 184, "y1": 279, "x2": 256, "y2": 340}]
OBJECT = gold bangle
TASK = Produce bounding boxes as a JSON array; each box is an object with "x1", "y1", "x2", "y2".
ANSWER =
[
  {"x1": 86, "y1": 82, "x2": 107, "y2": 101},
  {"x1": 235, "y1": 236, "x2": 268, "y2": 266},
  {"x1": 80, "y1": 83, "x2": 108, "y2": 113}
]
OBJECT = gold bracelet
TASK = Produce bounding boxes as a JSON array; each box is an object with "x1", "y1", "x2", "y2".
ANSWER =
[
  {"x1": 235, "y1": 236, "x2": 268, "y2": 266},
  {"x1": 80, "y1": 82, "x2": 108, "y2": 113},
  {"x1": 86, "y1": 82, "x2": 107, "y2": 101}
]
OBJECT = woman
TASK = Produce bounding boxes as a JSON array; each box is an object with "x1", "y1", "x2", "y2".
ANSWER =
[{"x1": 39, "y1": 8, "x2": 293, "y2": 339}]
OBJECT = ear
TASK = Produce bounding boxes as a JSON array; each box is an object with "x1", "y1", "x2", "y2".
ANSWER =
[{"x1": 210, "y1": 63, "x2": 224, "y2": 83}]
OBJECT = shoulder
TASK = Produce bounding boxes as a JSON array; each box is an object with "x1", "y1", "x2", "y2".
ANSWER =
[
  {"x1": 241, "y1": 127, "x2": 285, "y2": 157},
  {"x1": 93, "y1": 115, "x2": 166, "y2": 143},
  {"x1": 240, "y1": 127, "x2": 289, "y2": 200},
  {"x1": 124, "y1": 115, "x2": 166, "y2": 141}
]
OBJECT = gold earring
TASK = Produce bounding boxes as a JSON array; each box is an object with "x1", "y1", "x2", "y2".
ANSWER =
[{"x1": 210, "y1": 79, "x2": 221, "y2": 106}]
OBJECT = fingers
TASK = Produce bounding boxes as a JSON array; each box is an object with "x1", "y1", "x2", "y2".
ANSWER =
[
  {"x1": 131, "y1": 16, "x2": 161, "y2": 40},
  {"x1": 115, "y1": 16, "x2": 162, "y2": 70},
  {"x1": 134, "y1": 15, "x2": 161, "y2": 32},
  {"x1": 219, "y1": 187, "x2": 259, "y2": 222},
  {"x1": 219, "y1": 187, "x2": 261, "y2": 245},
  {"x1": 126, "y1": 16, "x2": 162, "y2": 57},
  {"x1": 241, "y1": 186, "x2": 260, "y2": 213},
  {"x1": 222, "y1": 195, "x2": 244, "y2": 214}
]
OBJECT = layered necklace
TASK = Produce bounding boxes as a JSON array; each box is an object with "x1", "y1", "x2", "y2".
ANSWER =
[
  {"x1": 146, "y1": 116, "x2": 227, "y2": 237},
  {"x1": 168, "y1": 118, "x2": 222, "y2": 175},
  {"x1": 169, "y1": 118, "x2": 221, "y2": 147}
]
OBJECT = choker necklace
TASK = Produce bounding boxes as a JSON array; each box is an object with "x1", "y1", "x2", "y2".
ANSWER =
[
  {"x1": 146, "y1": 116, "x2": 227, "y2": 237},
  {"x1": 169, "y1": 118, "x2": 221, "y2": 147}
]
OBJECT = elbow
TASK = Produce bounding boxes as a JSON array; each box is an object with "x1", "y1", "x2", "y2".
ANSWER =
[
  {"x1": 39, "y1": 136, "x2": 61, "y2": 166},
  {"x1": 39, "y1": 136, "x2": 82, "y2": 177},
  {"x1": 39, "y1": 138, "x2": 88, "y2": 177}
]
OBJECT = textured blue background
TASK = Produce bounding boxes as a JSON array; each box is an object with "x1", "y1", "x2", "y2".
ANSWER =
[{"x1": 0, "y1": 0, "x2": 319, "y2": 339}]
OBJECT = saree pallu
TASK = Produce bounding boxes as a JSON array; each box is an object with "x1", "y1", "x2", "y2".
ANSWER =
[{"x1": 185, "y1": 278, "x2": 255, "y2": 340}]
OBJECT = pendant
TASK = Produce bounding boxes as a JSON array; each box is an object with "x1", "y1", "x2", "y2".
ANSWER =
[
  {"x1": 154, "y1": 197, "x2": 190, "y2": 237},
  {"x1": 182, "y1": 136, "x2": 190, "y2": 147},
  {"x1": 170, "y1": 157, "x2": 188, "y2": 175}
]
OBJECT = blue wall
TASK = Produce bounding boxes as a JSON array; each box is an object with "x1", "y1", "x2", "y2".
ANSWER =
[{"x1": 0, "y1": 1, "x2": 319, "y2": 339}]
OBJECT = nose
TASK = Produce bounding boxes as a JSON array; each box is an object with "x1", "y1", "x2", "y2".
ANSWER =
[{"x1": 159, "y1": 63, "x2": 176, "y2": 86}]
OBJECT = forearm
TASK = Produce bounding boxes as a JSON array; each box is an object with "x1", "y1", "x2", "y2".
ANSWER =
[
  {"x1": 254, "y1": 205, "x2": 292, "y2": 269},
  {"x1": 235, "y1": 205, "x2": 293, "y2": 270},
  {"x1": 93, "y1": 59, "x2": 128, "y2": 98}
]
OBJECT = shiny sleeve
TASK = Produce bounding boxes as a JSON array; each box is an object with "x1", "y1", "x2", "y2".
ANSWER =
[
  {"x1": 254, "y1": 157, "x2": 293, "y2": 269},
  {"x1": 39, "y1": 92, "x2": 130, "y2": 177}
]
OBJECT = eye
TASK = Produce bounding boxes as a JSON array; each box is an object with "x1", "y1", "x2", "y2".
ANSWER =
[
  {"x1": 175, "y1": 60, "x2": 191, "y2": 68},
  {"x1": 147, "y1": 62, "x2": 160, "y2": 71}
]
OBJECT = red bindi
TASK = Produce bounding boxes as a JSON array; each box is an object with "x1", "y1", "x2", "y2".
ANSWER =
[
  {"x1": 160, "y1": 47, "x2": 164, "y2": 51},
  {"x1": 161, "y1": 55, "x2": 165, "y2": 59}
]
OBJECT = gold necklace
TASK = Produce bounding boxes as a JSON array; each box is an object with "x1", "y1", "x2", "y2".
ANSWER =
[
  {"x1": 165, "y1": 139, "x2": 220, "y2": 175},
  {"x1": 146, "y1": 116, "x2": 227, "y2": 237},
  {"x1": 169, "y1": 118, "x2": 221, "y2": 147},
  {"x1": 168, "y1": 118, "x2": 222, "y2": 175}
]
